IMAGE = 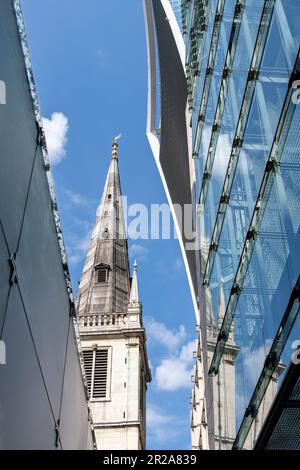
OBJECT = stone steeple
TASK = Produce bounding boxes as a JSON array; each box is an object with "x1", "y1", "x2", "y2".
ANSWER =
[
  {"x1": 77, "y1": 140, "x2": 151, "y2": 451},
  {"x1": 129, "y1": 261, "x2": 139, "y2": 304},
  {"x1": 76, "y1": 140, "x2": 130, "y2": 316}
]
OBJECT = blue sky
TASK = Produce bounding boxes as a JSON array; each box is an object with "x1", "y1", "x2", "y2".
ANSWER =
[{"x1": 22, "y1": 0, "x2": 196, "y2": 450}]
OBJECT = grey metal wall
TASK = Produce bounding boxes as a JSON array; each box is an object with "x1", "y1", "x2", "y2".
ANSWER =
[
  {"x1": 0, "y1": 0, "x2": 94, "y2": 449},
  {"x1": 152, "y1": 0, "x2": 198, "y2": 294}
]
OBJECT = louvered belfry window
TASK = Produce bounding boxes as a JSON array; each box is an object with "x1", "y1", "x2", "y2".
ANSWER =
[
  {"x1": 93, "y1": 349, "x2": 108, "y2": 398},
  {"x1": 97, "y1": 268, "x2": 108, "y2": 283},
  {"x1": 82, "y1": 350, "x2": 93, "y2": 396},
  {"x1": 82, "y1": 349, "x2": 109, "y2": 399}
]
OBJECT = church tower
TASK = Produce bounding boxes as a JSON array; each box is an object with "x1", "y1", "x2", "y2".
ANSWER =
[
  {"x1": 206, "y1": 284, "x2": 239, "y2": 450},
  {"x1": 76, "y1": 139, "x2": 151, "y2": 450}
]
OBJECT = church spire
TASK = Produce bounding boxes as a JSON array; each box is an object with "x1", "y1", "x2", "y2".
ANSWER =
[
  {"x1": 77, "y1": 138, "x2": 151, "y2": 451},
  {"x1": 76, "y1": 139, "x2": 130, "y2": 316},
  {"x1": 129, "y1": 260, "x2": 139, "y2": 304}
]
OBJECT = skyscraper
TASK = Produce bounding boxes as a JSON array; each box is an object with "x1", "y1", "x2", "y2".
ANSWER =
[
  {"x1": 77, "y1": 140, "x2": 151, "y2": 450},
  {"x1": 144, "y1": 0, "x2": 300, "y2": 450}
]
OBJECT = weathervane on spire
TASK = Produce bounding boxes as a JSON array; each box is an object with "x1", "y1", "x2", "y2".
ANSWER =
[{"x1": 112, "y1": 133, "x2": 122, "y2": 159}]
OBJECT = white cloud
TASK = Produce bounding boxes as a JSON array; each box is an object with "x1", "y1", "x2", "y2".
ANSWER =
[
  {"x1": 129, "y1": 243, "x2": 149, "y2": 261},
  {"x1": 174, "y1": 257, "x2": 183, "y2": 271},
  {"x1": 68, "y1": 253, "x2": 84, "y2": 266},
  {"x1": 68, "y1": 227, "x2": 92, "y2": 267},
  {"x1": 145, "y1": 319, "x2": 195, "y2": 391},
  {"x1": 213, "y1": 133, "x2": 232, "y2": 180},
  {"x1": 63, "y1": 188, "x2": 90, "y2": 208},
  {"x1": 145, "y1": 317, "x2": 187, "y2": 352},
  {"x1": 242, "y1": 340, "x2": 273, "y2": 388},
  {"x1": 42, "y1": 112, "x2": 69, "y2": 165},
  {"x1": 201, "y1": 126, "x2": 229, "y2": 180},
  {"x1": 147, "y1": 404, "x2": 175, "y2": 428},
  {"x1": 96, "y1": 48, "x2": 105, "y2": 65},
  {"x1": 235, "y1": 340, "x2": 273, "y2": 422},
  {"x1": 155, "y1": 341, "x2": 195, "y2": 391},
  {"x1": 179, "y1": 341, "x2": 196, "y2": 362},
  {"x1": 201, "y1": 125, "x2": 211, "y2": 159},
  {"x1": 147, "y1": 404, "x2": 185, "y2": 444},
  {"x1": 201, "y1": 125, "x2": 248, "y2": 181}
]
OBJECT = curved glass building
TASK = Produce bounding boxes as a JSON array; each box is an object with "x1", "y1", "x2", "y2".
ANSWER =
[{"x1": 144, "y1": 0, "x2": 300, "y2": 450}]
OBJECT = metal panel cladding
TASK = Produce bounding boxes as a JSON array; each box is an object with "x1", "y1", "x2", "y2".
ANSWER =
[
  {"x1": 151, "y1": 0, "x2": 198, "y2": 292},
  {"x1": 0, "y1": 0, "x2": 94, "y2": 449}
]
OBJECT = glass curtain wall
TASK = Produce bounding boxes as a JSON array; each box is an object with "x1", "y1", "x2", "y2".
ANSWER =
[{"x1": 184, "y1": 0, "x2": 300, "y2": 448}]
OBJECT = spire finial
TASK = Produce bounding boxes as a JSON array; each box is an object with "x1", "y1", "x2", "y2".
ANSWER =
[
  {"x1": 134, "y1": 259, "x2": 137, "y2": 271},
  {"x1": 112, "y1": 133, "x2": 122, "y2": 159}
]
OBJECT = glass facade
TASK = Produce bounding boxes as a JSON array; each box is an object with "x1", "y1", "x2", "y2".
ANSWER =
[{"x1": 183, "y1": 0, "x2": 300, "y2": 449}]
